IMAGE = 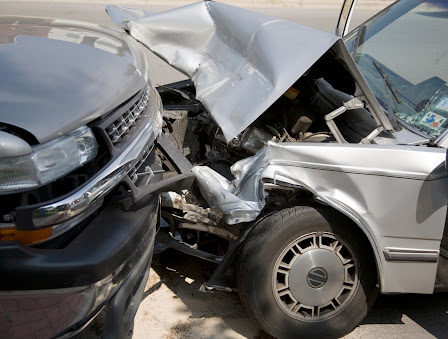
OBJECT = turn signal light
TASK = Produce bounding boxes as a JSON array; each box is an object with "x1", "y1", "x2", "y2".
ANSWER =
[{"x1": 0, "y1": 227, "x2": 52, "y2": 244}]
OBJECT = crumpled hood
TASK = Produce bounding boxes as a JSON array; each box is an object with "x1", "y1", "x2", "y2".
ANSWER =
[
  {"x1": 0, "y1": 16, "x2": 149, "y2": 143},
  {"x1": 107, "y1": 2, "x2": 341, "y2": 142}
]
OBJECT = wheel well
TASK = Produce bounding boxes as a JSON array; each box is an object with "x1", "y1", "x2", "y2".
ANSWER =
[
  {"x1": 322, "y1": 204, "x2": 380, "y2": 284},
  {"x1": 262, "y1": 193, "x2": 381, "y2": 289}
]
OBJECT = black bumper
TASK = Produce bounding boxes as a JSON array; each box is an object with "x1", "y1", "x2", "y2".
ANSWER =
[
  {"x1": 0, "y1": 195, "x2": 159, "y2": 338},
  {"x1": 0, "y1": 133, "x2": 195, "y2": 338}
]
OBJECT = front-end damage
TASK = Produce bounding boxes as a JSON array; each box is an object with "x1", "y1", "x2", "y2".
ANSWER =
[
  {"x1": 107, "y1": 1, "x2": 397, "y2": 221},
  {"x1": 108, "y1": 2, "x2": 447, "y2": 294},
  {"x1": 108, "y1": 1, "x2": 393, "y2": 143}
]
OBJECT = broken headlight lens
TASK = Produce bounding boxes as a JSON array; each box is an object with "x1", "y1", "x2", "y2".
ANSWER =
[{"x1": 0, "y1": 126, "x2": 98, "y2": 194}]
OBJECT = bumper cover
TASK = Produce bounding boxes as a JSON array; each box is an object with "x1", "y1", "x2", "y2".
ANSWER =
[{"x1": 0, "y1": 195, "x2": 158, "y2": 338}]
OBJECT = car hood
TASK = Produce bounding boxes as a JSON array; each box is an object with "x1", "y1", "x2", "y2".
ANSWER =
[
  {"x1": 0, "y1": 16, "x2": 150, "y2": 143},
  {"x1": 107, "y1": 1, "x2": 393, "y2": 143}
]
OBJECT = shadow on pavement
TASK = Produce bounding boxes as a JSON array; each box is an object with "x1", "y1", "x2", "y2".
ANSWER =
[
  {"x1": 149, "y1": 248, "x2": 266, "y2": 338},
  {"x1": 152, "y1": 247, "x2": 448, "y2": 338},
  {"x1": 75, "y1": 246, "x2": 448, "y2": 338},
  {"x1": 361, "y1": 293, "x2": 448, "y2": 337}
]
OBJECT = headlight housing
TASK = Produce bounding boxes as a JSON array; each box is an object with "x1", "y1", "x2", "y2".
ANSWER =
[{"x1": 0, "y1": 126, "x2": 98, "y2": 194}]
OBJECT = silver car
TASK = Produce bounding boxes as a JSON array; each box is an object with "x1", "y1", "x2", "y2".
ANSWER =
[{"x1": 109, "y1": 1, "x2": 448, "y2": 337}]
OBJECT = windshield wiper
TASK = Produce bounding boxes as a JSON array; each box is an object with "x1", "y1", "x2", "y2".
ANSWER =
[
  {"x1": 372, "y1": 60, "x2": 401, "y2": 129},
  {"x1": 372, "y1": 60, "x2": 402, "y2": 104}
]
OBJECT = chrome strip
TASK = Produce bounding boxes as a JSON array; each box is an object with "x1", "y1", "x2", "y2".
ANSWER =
[
  {"x1": 269, "y1": 159, "x2": 446, "y2": 181},
  {"x1": 32, "y1": 116, "x2": 160, "y2": 227},
  {"x1": 335, "y1": 0, "x2": 359, "y2": 37},
  {"x1": 383, "y1": 247, "x2": 439, "y2": 263},
  {"x1": 107, "y1": 86, "x2": 150, "y2": 144}
]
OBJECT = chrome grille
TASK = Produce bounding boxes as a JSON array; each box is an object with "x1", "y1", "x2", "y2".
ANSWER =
[
  {"x1": 107, "y1": 86, "x2": 150, "y2": 144},
  {"x1": 128, "y1": 144, "x2": 154, "y2": 185}
]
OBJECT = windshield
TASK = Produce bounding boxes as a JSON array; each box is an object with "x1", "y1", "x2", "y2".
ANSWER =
[{"x1": 345, "y1": 0, "x2": 448, "y2": 139}]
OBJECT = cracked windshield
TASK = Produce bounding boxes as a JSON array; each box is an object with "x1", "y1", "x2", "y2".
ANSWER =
[{"x1": 346, "y1": 0, "x2": 448, "y2": 139}]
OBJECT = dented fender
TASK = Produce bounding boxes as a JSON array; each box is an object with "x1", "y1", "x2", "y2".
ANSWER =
[{"x1": 193, "y1": 142, "x2": 448, "y2": 293}]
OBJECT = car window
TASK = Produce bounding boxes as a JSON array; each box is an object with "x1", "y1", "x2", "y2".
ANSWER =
[{"x1": 345, "y1": 0, "x2": 448, "y2": 139}]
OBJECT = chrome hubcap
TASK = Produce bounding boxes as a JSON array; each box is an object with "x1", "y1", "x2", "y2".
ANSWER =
[{"x1": 272, "y1": 233, "x2": 359, "y2": 320}]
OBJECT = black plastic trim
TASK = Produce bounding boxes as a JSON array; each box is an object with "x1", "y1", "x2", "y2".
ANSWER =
[
  {"x1": 0, "y1": 195, "x2": 159, "y2": 290},
  {"x1": 130, "y1": 134, "x2": 195, "y2": 211}
]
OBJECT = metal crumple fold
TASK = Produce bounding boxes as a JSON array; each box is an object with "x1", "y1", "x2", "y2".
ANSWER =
[{"x1": 107, "y1": 1, "x2": 338, "y2": 142}]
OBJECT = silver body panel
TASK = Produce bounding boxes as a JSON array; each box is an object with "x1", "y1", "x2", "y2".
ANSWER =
[
  {"x1": 109, "y1": 2, "x2": 448, "y2": 294},
  {"x1": 195, "y1": 143, "x2": 447, "y2": 293},
  {"x1": 264, "y1": 143, "x2": 447, "y2": 293}
]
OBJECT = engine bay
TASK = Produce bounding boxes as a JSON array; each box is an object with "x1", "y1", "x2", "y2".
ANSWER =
[
  {"x1": 156, "y1": 46, "x2": 396, "y2": 255},
  {"x1": 160, "y1": 48, "x2": 389, "y2": 173}
]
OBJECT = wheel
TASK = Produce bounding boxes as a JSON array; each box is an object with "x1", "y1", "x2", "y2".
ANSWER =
[{"x1": 237, "y1": 205, "x2": 378, "y2": 338}]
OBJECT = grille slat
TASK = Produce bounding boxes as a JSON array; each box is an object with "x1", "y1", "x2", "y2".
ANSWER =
[
  {"x1": 128, "y1": 144, "x2": 155, "y2": 185},
  {"x1": 106, "y1": 86, "x2": 150, "y2": 144}
]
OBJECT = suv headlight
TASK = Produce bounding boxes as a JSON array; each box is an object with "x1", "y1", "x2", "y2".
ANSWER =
[{"x1": 0, "y1": 126, "x2": 98, "y2": 194}]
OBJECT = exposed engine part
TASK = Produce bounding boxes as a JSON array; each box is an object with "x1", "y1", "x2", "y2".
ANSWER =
[
  {"x1": 300, "y1": 132, "x2": 331, "y2": 143},
  {"x1": 291, "y1": 114, "x2": 314, "y2": 136},
  {"x1": 288, "y1": 100, "x2": 315, "y2": 137},
  {"x1": 325, "y1": 97, "x2": 364, "y2": 143},
  {"x1": 161, "y1": 191, "x2": 216, "y2": 225},
  {"x1": 178, "y1": 223, "x2": 238, "y2": 241},
  {"x1": 236, "y1": 127, "x2": 275, "y2": 154},
  {"x1": 162, "y1": 109, "x2": 187, "y2": 120},
  {"x1": 157, "y1": 45, "x2": 393, "y2": 230},
  {"x1": 165, "y1": 117, "x2": 202, "y2": 162},
  {"x1": 279, "y1": 128, "x2": 296, "y2": 142},
  {"x1": 157, "y1": 230, "x2": 223, "y2": 263}
]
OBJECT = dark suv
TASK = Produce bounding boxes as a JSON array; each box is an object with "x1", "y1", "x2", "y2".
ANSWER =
[{"x1": 0, "y1": 16, "x2": 192, "y2": 338}]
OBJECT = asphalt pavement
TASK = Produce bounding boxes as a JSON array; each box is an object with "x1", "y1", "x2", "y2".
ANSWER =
[{"x1": 2, "y1": 2, "x2": 447, "y2": 338}]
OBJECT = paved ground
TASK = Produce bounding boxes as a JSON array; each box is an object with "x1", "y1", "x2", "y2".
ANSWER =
[
  {"x1": 3, "y1": 2, "x2": 448, "y2": 338},
  {"x1": 74, "y1": 247, "x2": 448, "y2": 339}
]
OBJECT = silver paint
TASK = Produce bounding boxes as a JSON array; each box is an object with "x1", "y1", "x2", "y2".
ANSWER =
[
  {"x1": 0, "y1": 16, "x2": 152, "y2": 143},
  {"x1": 192, "y1": 146, "x2": 270, "y2": 224},
  {"x1": 108, "y1": 1, "x2": 447, "y2": 295},
  {"x1": 192, "y1": 141, "x2": 447, "y2": 293},
  {"x1": 107, "y1": 2, "x2": 393, "y2": 143},
  {"x1": 266, "y1": 143, "x2": 447, "y2": 293}
]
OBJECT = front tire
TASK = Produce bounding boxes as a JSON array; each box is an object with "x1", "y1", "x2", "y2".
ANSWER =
[{"x1": 237, "y1": 206, "x2": 378, "y2": 338}]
